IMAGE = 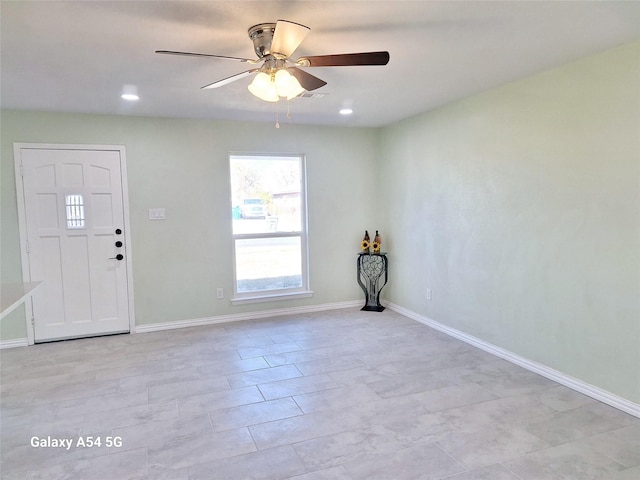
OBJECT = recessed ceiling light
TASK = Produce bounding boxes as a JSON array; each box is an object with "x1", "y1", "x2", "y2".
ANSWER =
[
  {"x1": 121, "y1": 84, "x2": 139, "y2": 101},
  {"x1": 339, "y1": 108, "x2": 353, "y2": 115}
]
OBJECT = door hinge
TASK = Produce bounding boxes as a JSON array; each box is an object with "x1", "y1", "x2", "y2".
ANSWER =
[
  {"x1": 19, "y1": 163, "x2": 24, "y2": 177},
  {"x1": 31, "y1": 316, "x2": 35, "y2": 327},
  {"x1": 25, "y1": 241, "x2": 31, "y2": 253}
]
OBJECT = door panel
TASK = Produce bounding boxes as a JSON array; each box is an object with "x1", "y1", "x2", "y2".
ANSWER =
[{"x1": 19, "y1": 147, "x2": 131, "y2": 342}]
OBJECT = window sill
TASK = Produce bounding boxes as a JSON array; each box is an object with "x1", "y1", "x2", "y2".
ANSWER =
[{"x1": 231, "y1": 290, "x2": 314, "y2": 305}]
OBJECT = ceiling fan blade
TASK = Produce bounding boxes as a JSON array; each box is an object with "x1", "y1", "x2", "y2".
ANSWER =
[
  {"x1": 201, "y1": 69, "x2": 259, "y2": 89},
  {"x1": 296, "y1": 51, "x2": 390, "y2": 67},
  {"x1": 287, "y1": 67, "x2": 327, "y2": 91},
  {"x1": 156, "y1": 50, "x2": 258, "y2": 63},
  {"x1": 270, "y1": 20, "x2": 310, "y2": 58}
]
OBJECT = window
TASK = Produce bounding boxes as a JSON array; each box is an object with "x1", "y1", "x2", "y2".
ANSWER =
[
  {"x1": 65, "y1": 194, "x2": 85, "y2": 229},
  {"x1": 230, "y1": 154, "x2": 311, "y2": 303}
]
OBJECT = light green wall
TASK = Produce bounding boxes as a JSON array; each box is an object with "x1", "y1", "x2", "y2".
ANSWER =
[
  {"x1": 377, "y1": 41, "x2": 640, "y2": 403},
  {"x1": 1, "y1": 113, "x2": 378, "y2": 337}
]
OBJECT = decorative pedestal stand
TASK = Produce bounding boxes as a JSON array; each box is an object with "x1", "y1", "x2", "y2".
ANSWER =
[{"x1": 357, "y1": 253, "x2": 388, "y2": 312}]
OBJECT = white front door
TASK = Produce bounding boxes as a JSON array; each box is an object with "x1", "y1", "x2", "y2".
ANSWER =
[{"x1": 15, "y1": 144, "x2": 133, "y2": 343}]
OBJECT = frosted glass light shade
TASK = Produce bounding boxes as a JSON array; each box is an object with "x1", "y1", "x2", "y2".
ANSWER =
[
  {"x1": 278, "y1": 71, "x2": 305, "y2": 100},
  {"x1": 248, "y1": 70, "x2": 305, "y2": 102},
  {"x1": 248, "y1": 72, "x2": 279, "y2": 102}
]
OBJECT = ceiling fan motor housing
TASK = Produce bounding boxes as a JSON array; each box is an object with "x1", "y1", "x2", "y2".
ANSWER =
[{"x1": 248, "y1": 23, "x2": 276, "y2": 58}]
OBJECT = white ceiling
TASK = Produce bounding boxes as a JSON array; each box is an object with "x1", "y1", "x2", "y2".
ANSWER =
[{"x1": 1, "y1": 1, "x2": 639, "y2": 127}]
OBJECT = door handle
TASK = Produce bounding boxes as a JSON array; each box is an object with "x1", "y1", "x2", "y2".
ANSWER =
[{"x1": 109, "y1": 254, "x2": 124, "y2": 261}]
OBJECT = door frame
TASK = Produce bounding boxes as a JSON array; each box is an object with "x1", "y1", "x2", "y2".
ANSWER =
[{"x1": 14, "y1": 143, "x2": 136, "y2": 345}]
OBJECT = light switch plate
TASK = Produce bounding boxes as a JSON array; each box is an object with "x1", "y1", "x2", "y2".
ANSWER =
[{"x1": 149, "y1": 208, "x2": 166, "y2": 220}]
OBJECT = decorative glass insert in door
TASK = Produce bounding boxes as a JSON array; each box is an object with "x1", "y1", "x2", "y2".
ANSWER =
[{"x1": 65, "y1": 194, "x2": 85, "y2": 229}]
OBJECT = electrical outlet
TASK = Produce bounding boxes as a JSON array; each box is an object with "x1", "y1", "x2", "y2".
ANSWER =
[
  {"x1": 426, "y1": 288, "x2": 432, "y2": 301},
  {"x1": 216, "y1": 288, "x2": 224, "y2": 299}
]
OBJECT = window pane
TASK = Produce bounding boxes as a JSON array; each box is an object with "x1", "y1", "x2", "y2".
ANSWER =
[
  {"x1": 65, "y1": 194, "x2": 85, "y2": 229},
  {"x1": 235, "y1": 236, "x2": 302, "y2": 293},
  {"x1": 230, "y1": 156, "x2": 301, "y2": 235}
]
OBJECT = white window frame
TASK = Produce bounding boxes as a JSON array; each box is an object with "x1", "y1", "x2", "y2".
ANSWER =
[{"x1": 230, "y1": 153, "x2": 312, "y2": 304}]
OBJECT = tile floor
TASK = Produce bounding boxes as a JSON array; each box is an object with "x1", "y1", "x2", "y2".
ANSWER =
[{"x1": 1, "y1": 308, "x2": 638, "y2": 479}]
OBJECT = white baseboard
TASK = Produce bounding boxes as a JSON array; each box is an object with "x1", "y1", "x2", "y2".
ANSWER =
[
  {"x1": 0, "y1": 337, "x2": 29, "y2": 349},
  {"x1": 384, "y1": 301, "x2": 640, "y2": 419},
  {"x1": 135, "y1": 300, "x2": 362, "y2": 334}
]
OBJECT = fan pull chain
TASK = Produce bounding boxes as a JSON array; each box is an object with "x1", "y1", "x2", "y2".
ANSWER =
[{"x1": 273, "y1": 99, "x2": 294, "y2": 128}]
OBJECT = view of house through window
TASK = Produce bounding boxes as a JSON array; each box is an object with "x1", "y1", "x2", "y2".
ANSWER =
[{"x1": 230, "y1": 154, "x2": 308, "y2": 298}]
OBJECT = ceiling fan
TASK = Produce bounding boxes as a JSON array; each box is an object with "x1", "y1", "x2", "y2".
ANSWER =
[{"x1": 156, "y1": 20, "x2": 390, "y2": 102}]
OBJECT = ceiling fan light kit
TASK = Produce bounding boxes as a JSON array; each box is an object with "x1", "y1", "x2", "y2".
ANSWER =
[
  {"x1": 247, "y1": 69, "x2": 304, "y2": 102},
  {"x1": 246, "y1": 56, "x2": 305, "y2": 102},
  {"x1": 157, "y1": 18, "x2": 389, "y2": 110}
]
